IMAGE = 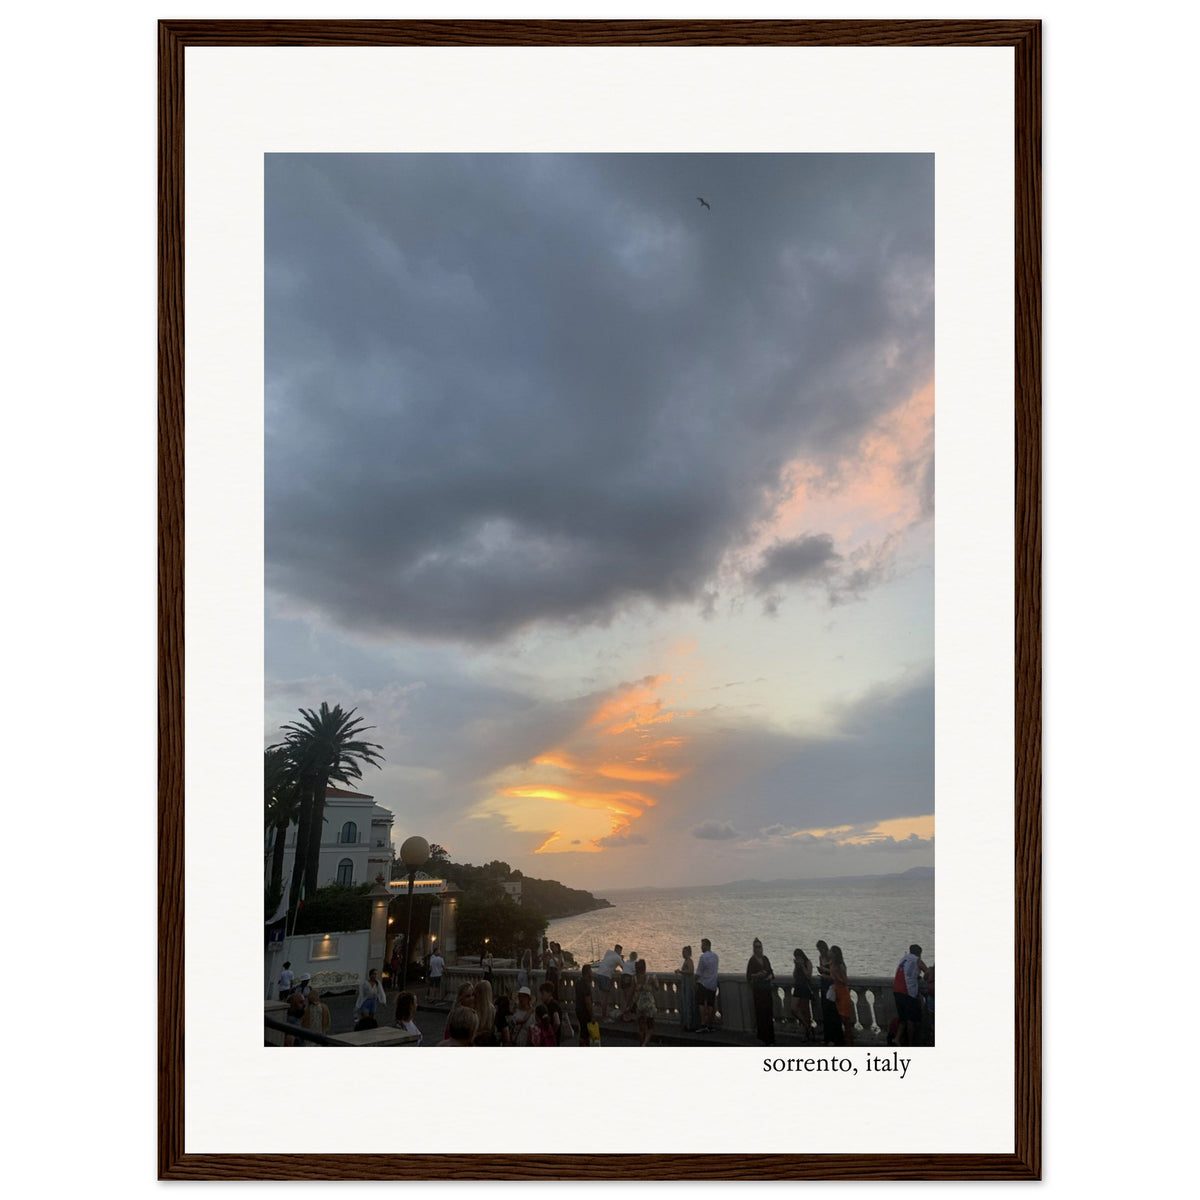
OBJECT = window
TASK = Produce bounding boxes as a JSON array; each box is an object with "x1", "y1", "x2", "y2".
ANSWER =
[
  {"x1": 336, "y1": 858, "x2": 354, "y2": 885},
  {"x1": 340, "y1": 821, "x2": 358, "y2": 844}
]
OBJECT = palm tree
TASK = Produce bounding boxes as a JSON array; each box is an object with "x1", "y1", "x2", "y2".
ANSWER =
[
  {"x1": 264, "y1": 745, "x2": 302, "y2": 906},
  {"x1": 272, "y1": 703, "x2": 384, "y2": 907}
]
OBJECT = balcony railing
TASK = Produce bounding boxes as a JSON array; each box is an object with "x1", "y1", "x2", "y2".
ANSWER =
[{"x1": 437, "y1": 965, "x2": 930, "y2": 1045}]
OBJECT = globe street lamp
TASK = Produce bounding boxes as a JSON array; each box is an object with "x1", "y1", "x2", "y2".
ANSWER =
[{"x1": 399, "y1": 835, "x2": 430, "y2": 992}]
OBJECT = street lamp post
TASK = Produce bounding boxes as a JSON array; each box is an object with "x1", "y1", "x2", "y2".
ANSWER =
[{"x1": 399, "y1": 835, "x2": 430, "y2": 992}]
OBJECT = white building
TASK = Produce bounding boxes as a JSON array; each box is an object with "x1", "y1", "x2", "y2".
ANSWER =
[{"x1": 270, "y1": 786, "x2": 395, "y2": 889}]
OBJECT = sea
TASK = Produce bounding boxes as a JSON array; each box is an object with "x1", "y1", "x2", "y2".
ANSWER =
[{"x1": 547, "y1": 872, "x2": 933, "y2": 978}]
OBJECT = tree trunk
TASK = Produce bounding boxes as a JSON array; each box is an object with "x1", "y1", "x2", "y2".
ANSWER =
[
  {"x1": 303, "y1": 774, "x2": 329, "y2": 894},
  {"x1": 269, "y1": 816, "x2": 289, "y2": 897},
  {"x1": 289, "y1": 783, "x2": 314, "y2": 910}
]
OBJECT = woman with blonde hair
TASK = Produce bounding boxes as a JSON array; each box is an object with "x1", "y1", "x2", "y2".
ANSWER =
[
  {"x1": 300, "y1": 988, "x2": 331, "y2": 1043},
  {"x1": 473, "y1": 978, "x2": 499, "y2": 1045}
]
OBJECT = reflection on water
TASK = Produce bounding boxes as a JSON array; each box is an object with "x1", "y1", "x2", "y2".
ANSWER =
[{"x1": 548, "y1": 875, "x2": 933, "y2": 977}]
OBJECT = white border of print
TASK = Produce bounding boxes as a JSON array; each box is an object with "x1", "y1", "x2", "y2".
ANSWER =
[{"x1": 184, "y1": 44, "x2": 1012, "y2": 1154}]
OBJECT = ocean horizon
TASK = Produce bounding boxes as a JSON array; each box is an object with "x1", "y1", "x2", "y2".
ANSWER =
[{"x1": 548, "y1": 871, "x2": 933, "y2": 978}]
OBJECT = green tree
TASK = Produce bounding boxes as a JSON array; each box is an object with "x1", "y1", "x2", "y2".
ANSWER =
[
  {"x1": 456, "y1": 889, "x2": 548, "y2": 958},
  {"x1": 271, "y1": 703, "x2": 384, "y2": 908},
  {"x1": 292, "y1": 882, "x2": 373, "y2": 935}
]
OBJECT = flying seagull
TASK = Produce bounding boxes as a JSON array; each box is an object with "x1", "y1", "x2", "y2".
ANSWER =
[{"x1": 697, "y1": 197, "x2": 711, "y2": 210}]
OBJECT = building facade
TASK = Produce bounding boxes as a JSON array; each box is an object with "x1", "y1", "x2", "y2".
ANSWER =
[{"x1": 268, "y1": 786, "x2": 395, "y2": 890}]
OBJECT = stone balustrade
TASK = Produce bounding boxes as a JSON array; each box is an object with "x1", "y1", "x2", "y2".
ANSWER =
[{"x1": 438, "y1": 964, "x2": 917, "y2": 1044}]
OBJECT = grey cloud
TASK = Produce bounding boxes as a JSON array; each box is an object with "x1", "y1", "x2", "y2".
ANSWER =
[
  {"x1": 595, "y1": 832, "x2": 649, "y2": 848},
  {"x1": 664, "y1": 673, "x2": 933, "y2": 834},
  {"x1": 750, "y1": 534, "x2": 841, "y2": 592},
  {"x1": 692, "y1": 819, "x2": 740, "y2": 841},
  {"x1": 266, "y1": 153, "x2": 933, "y2": 643}
]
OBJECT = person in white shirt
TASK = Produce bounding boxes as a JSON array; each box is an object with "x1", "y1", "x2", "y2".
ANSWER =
[
  {"x1": 595, "y1": 944, "x2": 625, "y2": 1021},
  {"x1": 277, "y1": 961, "x2": 295, "y2": 1001},
  {"x1": 427, "y1": 950, "x2": 446, "y2": 1003},
  {"x1": 695, "y1": 939, "x2": 719, "y2": 1032},
  {"x1": 355, "y1": 968, "x2": 387, "y2": 1019}
]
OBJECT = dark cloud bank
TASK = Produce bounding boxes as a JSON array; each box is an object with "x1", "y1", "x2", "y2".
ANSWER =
[{"x1": 266, "y1": 154, "x2": 933, "y2": 644}]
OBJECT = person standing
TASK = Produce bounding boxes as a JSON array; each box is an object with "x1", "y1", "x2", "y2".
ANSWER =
[
  {"x1": 619, "y1": 950, "x2": 640, "y2": 1021},
  {"x1": 539, "y1": 981, "x2": 565, "y2": 1044},
  {"x1": 517, "y1": 948, "x2": 532, "y2": 993},
  {"x1": 544, "y1": 941, "x2": 563, "y2": 999},
  {"x1": 473, "y1": 979, "x2": 498, "y2": 1046},
  {"x1": 427, "y1": 947, "x2": 445, "y2": 1004},
  {"x1": 355, "y1": 968, "x2": 387, "y2": 1022},
  {"x1": 790, "y1": 947, "x2": 814, "y2": 1042},
  {"x1": 394, "y1": 990, "x2": 424, "y2": 1044},
  {"x1": 277, "y1": 961, "x2": 295, "y2": 1001},
  {"x1": 442, "y1": 983, "x2": 477, "y2": 1040},
  {"x1": 746, "y1": 939, "x2": 776, "y2": 1045},
  {"x1": 510, "y1": 985, "x2": 536, "y2": 1045},
  {"x1": 575, "y1": 963, "x2": 596, "y2": 1046},
  {"x1": 695, "y1": 938, "x2": 719, "y2": 1033},
  {"x1": 816, "y1": 940, "x2": 842, "y2": 1045},
  {"x1": 283, "y1": 986, "x2": 307, "y2": 1046},
  {"x1": 829, "y1": 944, "x2": 855, "y2": 1044},
  {"x1": 494, "y1": 994, "x2": 513, "y2": 1046},
  {"x1": 353, "y1": 997, "x2": 380, "y2": 1032},
  {"x1": 437, "y1": 1006, "x2": 478, "y2": 1046},
  {"x1": 891, "y1": 943, "x2": 927, "y2": 1046},
  {"x1": 300, "y1": 988, "x2": 331, "y2": 1042},
  {"x1": 595, "y1": 944, "x2": 624, "y2": 1022},
  {"x1": 678, "y1": 945, "x2": 697, "y2": 1033},
  {"x1": 529, "y1": 1004, "x2": 557, "y2": 1047},
  {"x1": 630, "y1": 958, "x2": 659, "y2": 1046}
]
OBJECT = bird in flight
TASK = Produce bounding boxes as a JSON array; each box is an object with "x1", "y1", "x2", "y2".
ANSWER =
[{"x1": 697, "y1": 196, "x2": 711, "y2": 210}]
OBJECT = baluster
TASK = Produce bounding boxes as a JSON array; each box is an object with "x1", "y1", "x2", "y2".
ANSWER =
[{"x1": 862, "y1": 988, "x2": 880, "y2": 1038}]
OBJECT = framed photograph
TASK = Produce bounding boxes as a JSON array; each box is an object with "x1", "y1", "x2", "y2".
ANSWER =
[{"x1": 160, "y1": 19, "x2": 1040, "y2": 1181}]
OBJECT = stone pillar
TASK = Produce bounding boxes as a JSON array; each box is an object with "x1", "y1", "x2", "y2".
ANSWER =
[{"x1": 366, "y1": 882, "x2": 393, "y2": 978}]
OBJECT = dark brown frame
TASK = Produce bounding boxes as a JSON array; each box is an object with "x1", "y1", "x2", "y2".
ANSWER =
[{"x1": 159, "y1": 18, "x2": 1040, "y2": 1181}]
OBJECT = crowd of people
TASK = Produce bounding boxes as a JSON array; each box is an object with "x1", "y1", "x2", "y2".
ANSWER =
[{"x1": 275, "y1": 935, "x2": 933, "y2": 1048}]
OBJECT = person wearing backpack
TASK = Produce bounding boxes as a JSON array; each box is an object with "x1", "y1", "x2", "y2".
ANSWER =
[{"x1": 892, "y1": 943, "x2": 927, "y2": 1046}]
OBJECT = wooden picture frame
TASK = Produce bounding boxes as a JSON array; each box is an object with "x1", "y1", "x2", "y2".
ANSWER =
[{"x1": 159, "y1": 18, "x2": 1040, "y2": 1181}]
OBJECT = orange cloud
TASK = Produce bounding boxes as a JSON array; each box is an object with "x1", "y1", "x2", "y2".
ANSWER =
[
  {"x1": 586, "y1": 675, "x2": 674, "y2": 734},
  {"x1": 595, "y1": 762, "x2": 685, "y2": 783},
  {"x1": 479, "y1": 673, "x2": 694, "y2": 855},
  {"x1": 531, "y1": 751, "x2": 579, "y2": 772},
  {"x1": 501, "y1": 784, "x2": 654, "y2": 818},
  {"x1": 769, "y1": 380, "x2": 933, "y2": 547}
]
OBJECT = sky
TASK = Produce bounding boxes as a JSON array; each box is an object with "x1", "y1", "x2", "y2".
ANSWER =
[{"x1": 264, "y1": 153, "x2": 933, "y2": 893}]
